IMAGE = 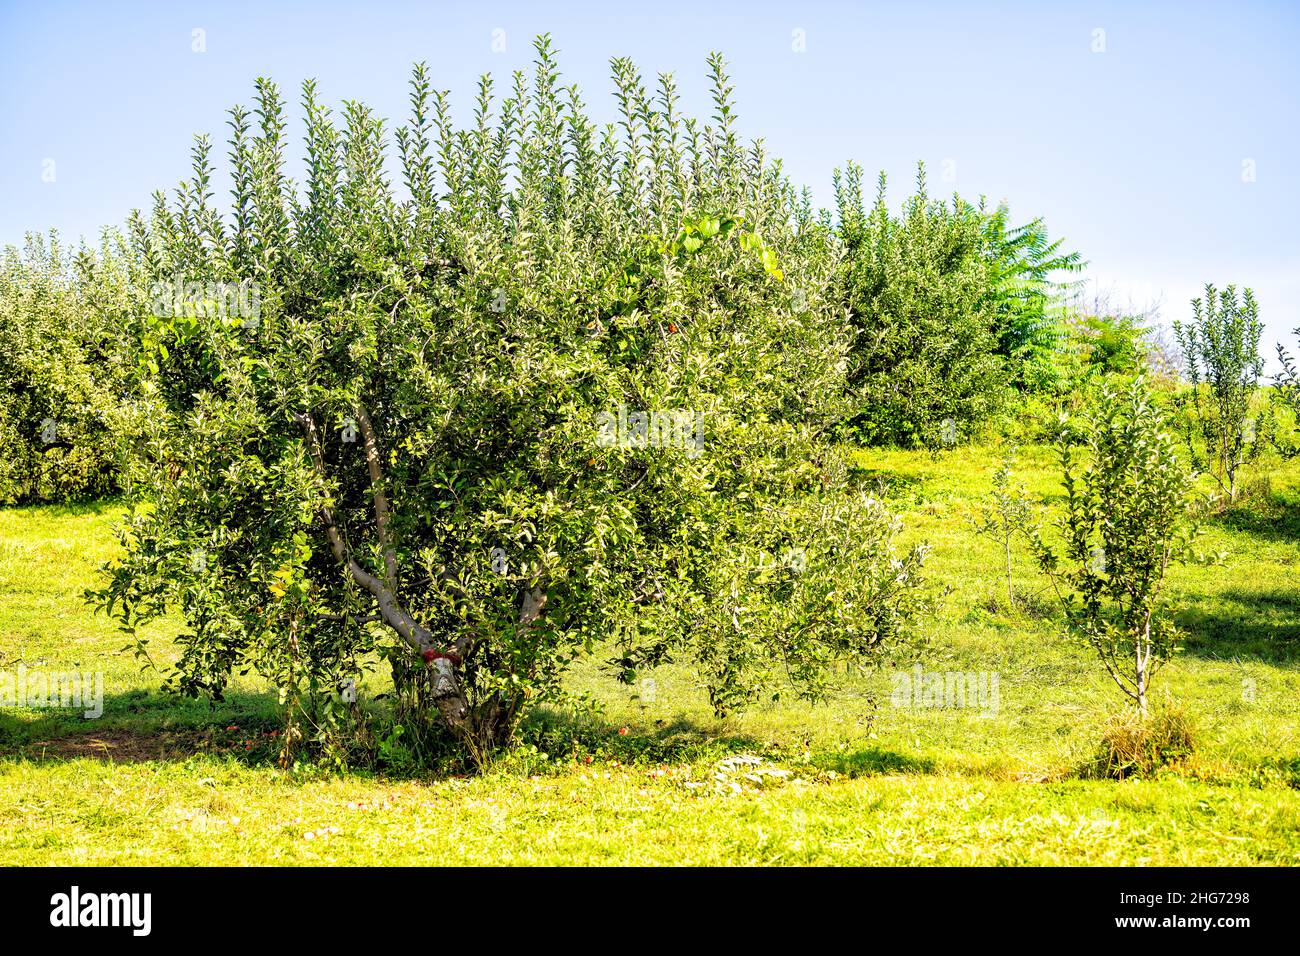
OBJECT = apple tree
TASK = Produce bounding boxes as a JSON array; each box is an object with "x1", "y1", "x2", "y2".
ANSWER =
[{"x1": 93, "y1": 37, "x2": 928, "y2": 762}]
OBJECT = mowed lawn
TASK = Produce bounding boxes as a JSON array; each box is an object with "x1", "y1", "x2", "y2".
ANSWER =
[{"x1": 2, "y1": 443, "x2": 1299, "y2": 865}]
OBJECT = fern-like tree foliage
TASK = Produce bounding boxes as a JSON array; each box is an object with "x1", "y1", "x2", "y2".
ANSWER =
[
  {"x1": 981, "y1": 207, "x2": 1084, "y2": 390},
  {"x1": 1174, "y1": 284, "x2": 1263, "y2": 503},
  {"x1": 91, "y1": 37, "x2": 929, "y2": 762}
]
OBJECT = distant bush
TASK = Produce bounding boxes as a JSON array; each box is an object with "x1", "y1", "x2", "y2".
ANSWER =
[
  {"x1": 1174, "y1": 284, "x2": 1264, "y2": 503},
  {"x1": 0, "y1": 232, "x2": 139, "y2": 504},
  {"x1": 833, "y1": 164, "x2": 1082, "y2": 447},
  {"x1": 1271, "y1": 326, "x2": 1300, "y2": 458},
  {"x1": 1071, "y1": 313, "x2": 1152, "y2": 377},
  {"x1": 999, "y1": 301, "x2": 1180, "y2": 445},
  {"x1": 834, "y1": 164, "x2": 1006, "y2": 447},
  {"x1": 1277, "y1": 327, "x2": 1300, "y2": 408}
]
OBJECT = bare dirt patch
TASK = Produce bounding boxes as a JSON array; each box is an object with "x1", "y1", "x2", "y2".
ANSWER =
[{"x1": 19, "y1": 727, "x2": 214, "y2": 763}]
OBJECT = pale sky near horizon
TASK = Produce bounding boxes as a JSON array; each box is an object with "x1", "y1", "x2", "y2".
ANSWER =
[{"x1": 2, "y1": 0, "x2": 1297, "y2": 366}]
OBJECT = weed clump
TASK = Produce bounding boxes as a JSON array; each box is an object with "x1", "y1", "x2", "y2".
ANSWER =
[{"x1": 1087, "y1": 700, "x2": 1195, "y2": 779}]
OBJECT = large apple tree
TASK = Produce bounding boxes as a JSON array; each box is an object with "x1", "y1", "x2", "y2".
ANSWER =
[{"x1": 94, "y1": 37, "x2": 928, "y2": 760}]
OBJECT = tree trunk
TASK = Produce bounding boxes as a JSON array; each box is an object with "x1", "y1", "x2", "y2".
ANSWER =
[
  {"x1": 1005, "y1": 538, "x2": 1014, "y2": 609},
  {"x1": 426, "y1": 585, "x2": 547, "y2": 763},
  {"x1": 1135, "y1": 621, "x2": 1149, "y2": 716}
]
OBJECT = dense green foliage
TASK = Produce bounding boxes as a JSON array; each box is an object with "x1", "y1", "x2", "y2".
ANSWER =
[
  {"x1": 88, "y1": 40, "x2": 930, "y2": 759},
  {"x1": 0, "y1": 232, "x2": 139, "y2": 504},
  {"x1": 1066, "y1": 312, "x2": 1153, "y2": 379},
  {"x1": 0, "y1": 73, "x2": 1091, "y2": 523},
  {"x1": 834, "y1": 165, "x2": 1003, "y2": 446},
  {"x1": 833, "y1": 163, "x2": 1081, "y2": 447}
]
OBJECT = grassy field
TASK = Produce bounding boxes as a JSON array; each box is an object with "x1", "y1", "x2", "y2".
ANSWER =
[{"x1": 2, "y1": 442, "x2": 1298, "y2": 865}]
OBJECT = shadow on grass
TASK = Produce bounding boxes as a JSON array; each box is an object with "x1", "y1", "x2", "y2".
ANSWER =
[
  {"x1": 814, "y1": 746, "x2": 935, "y2": 778},
  {"x1": 2, "y1": 689, "x2": 782, "y2": 775},
  {"x1": 1206, "y1": 489, "x2": 1300, "y2": 545},
  {"x1": 520, "y1": 707, "x2": 769, "y2": 765},
  {"x1": 0, "y1": 497, "x2": 124, "y2": 519},
  {"x1": 0, "y1": 686, "x2": 283, "y2": 764},
  {"x1": 1177, "y1": 588, "x2": 1300, "y2": 664},
  {"x1": 846, "y1": 467, "x2": 927, "y2": 503}
]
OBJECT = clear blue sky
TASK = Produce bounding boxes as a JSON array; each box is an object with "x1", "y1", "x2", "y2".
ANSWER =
[{"x1": 2, "y1": 0, "x2": 1297, "y2": 361}]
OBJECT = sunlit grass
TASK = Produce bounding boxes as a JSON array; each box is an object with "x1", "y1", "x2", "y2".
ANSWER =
[{"x1": 2, "y1": 442, "x2": 1298, "y2": 865}]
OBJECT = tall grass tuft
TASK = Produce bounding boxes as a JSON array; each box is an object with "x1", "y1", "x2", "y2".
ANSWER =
[{"x1": 1086, "y1": 699, "x2": 1195, "y2": 779}]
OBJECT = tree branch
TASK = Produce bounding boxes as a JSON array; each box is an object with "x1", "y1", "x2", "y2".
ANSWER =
[
  {"x1": 355, "y1": 405, "x2": 399, "y2": 593},
  {"x1": 295, "y1": 410, "x2": 432, "y2": 651}
]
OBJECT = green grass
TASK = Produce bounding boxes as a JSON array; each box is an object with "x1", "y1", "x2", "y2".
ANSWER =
[
  {"x1": 4, "y1": 761, "x2": 1297, "y2": 865},
  {"x1": 2, "y1": 443, "x2": 1299, "y2": 865}
]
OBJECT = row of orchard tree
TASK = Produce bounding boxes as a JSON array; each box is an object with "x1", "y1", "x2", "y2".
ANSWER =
[
  {"x1": 1, "y1": 42, "x2": 1097, "y2": 507},
  {"x1": 1, "y1": 37, "x2": 1296, "y2": 761}
]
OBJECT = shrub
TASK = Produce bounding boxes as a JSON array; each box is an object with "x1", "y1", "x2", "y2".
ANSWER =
[
  {"x1": 1276, "y1": 327, "x2": 1300, "y2": 408},
  {"x1": 1073, "y1": 312, "x2": 1152, "y2": 378},
  {"x1": 1271, "y1": 327, "x2": 1300, "y2": 458},
  {"x1": 1027, "y1": 376, "x2": 1197, "y2": 714},
  {"x1": 91, "y1": 38, "x2": 929, "y2": 764}
]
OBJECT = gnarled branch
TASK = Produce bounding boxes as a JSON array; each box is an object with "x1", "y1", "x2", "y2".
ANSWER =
[{"x1": 294, "y1": 410, "x2": 432, "y2": 651}]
